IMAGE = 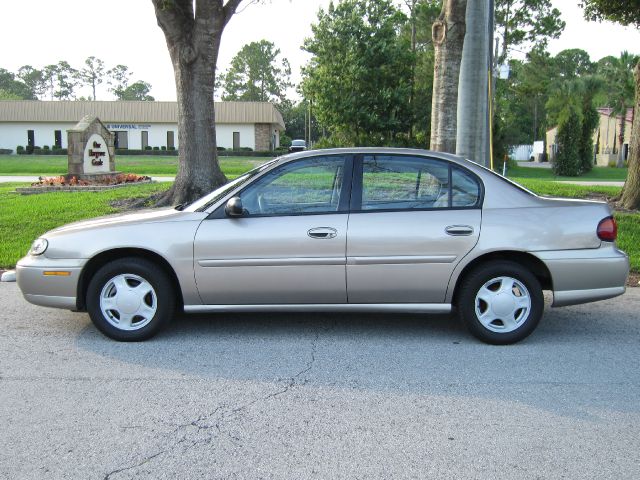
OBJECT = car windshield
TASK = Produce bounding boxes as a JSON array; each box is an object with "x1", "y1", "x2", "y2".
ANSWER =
[
  {"x1": 185, "y1": 158, "x2": 280, "y2": 212},
  {"x1": 292, "y1": 140, "x2": 306, "y2": 146}
]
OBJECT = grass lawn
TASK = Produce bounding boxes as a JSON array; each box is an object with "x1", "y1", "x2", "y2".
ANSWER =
[
  {"x1": 0, "y1": 173, "x2": 638, "y2": 275},
  {"x1": 506, "y1": 164, "x2": 628, "y2": 181},
  {"x1": 0, "y1": 154, "x2": 272, "y2": 177}
]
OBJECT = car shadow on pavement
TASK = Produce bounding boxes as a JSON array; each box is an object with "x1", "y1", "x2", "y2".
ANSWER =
[{"x1": 74, "y1": 299, "x2": 640, "y2": 421}]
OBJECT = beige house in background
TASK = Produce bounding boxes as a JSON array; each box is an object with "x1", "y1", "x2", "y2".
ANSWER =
[{"x1": 546, "y1": 107, "x2": 634, "y2": 165}]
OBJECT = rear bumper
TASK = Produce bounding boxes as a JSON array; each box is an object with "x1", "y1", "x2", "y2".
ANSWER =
[{"x1": 533, "y1": 246, "x2": 629, "y2": 307}]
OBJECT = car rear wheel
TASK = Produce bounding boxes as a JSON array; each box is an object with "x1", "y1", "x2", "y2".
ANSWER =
[
  {"x1": 457, "y1": 261, "x2": 543, "y2": 345},
  {"x1": 86, "y1": 257, "x2": 175, "y2": 341}
]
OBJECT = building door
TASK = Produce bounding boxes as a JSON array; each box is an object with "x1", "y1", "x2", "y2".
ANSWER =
[
  {"x1": 167, "y1": 131, "x2": 175, "y2": 149},
  {"x1": 233, "y1": 131, "x2": 240, "y2": 150},
  {"x1": 141, "y1": 131, "x2": 149, "y2": 149},
  {"x1": 27, "y1": 130, "x2": 34, "y2": 148},
  {"x1": 54, "y1": 130, "x2": 62, "y2": 148},
  {"x1": 114, "y1": 131, "x2": 128, "y2": 149}
]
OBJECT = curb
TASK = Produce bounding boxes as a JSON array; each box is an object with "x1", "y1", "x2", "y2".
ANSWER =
[{"x1": 1, "y1": 270, "x2": 16, "y2": 282}]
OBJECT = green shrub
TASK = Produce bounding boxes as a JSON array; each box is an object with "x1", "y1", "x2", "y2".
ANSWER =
[
  {"x1": 161, "y1": 146, "x2": 167, "y2": 151},
  {"x1": 553, "y1": 105, "x2": 582, "y2": 177},
  {"x1": 280, "y1": 134, "x2": 292, "y2": 148},
  {"x1": 153, "y1": 146, "x2": 160, "y2": 151},
  {"x1": 217, "y1": 146, "x2": 226, "y2": 151},
  {"x1": 16, "y1": 146, "x2": 25, "y2": 154},
  {"x1": 144, "y1": 145, "x2": 152, "y2": 151},
  {"x1": 168, "y1": 146, "x2": 176, "y2": 151}
]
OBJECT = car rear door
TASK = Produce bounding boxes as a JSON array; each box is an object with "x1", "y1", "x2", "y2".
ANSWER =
[
  {"x1": 346, "y1": 154, "x2": 482, "y2": 304},
  {"x1": 193, "y1": 154, "x2": 352, "y2": 305}
]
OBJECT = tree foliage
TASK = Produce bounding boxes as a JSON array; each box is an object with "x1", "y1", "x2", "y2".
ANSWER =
[
  {"x1": 78, "y1": 56, "x2": 105, "y2": 100},
  {"x1": 581, "y1": 0, "x2": 640, "y2": 27},
  {"x1": 553, "y1": 104, "x2": 583, "y2": 176},
  {"x1": 302, "y1": 0, "x2": 413, "y2": 146},
  {"x1": 220, "y1": 40, "x2": 291, "y2": 104},
  {"x1": 117, "y1": 81, "x2": 155, "y2": 101},
  {"x1": 494, "y1": 0, "x2": 565, "y2": 63},
  {"x1": 0, "y1": 68, "x2": 35, "y2": 99}
]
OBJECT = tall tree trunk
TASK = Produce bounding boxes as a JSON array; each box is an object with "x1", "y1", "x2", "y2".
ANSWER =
[
  {"x1": 620, "y1": 63, "x2": 640, "y2": 210},
  {"x1": 430, "y1": 0, "x2": 467, "y2": 153},
  {"x1": 152, "y1": 0, "x2": 242, "y2": 206},
  {"x1": 456, "y1": 0, "x2": 490, "y2": 166}
]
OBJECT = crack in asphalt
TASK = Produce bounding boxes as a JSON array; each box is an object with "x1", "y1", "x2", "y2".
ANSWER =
[{"x1": 102, "y1": 328, "x2": 322, "y2": 478}]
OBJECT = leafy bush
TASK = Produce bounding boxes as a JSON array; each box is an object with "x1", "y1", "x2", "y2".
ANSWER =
[
  {"x1": 161, "y1": 146, "x2": 167, "y2": 151},
  {"x1": 279, "y1": 134, "x2": 292, "y2": 148},
  {"x1": 239, "y1": 147, "x2": 253, "y2": 152},
  {"x1": 42, "y1": 145, "x2": 50, "y2": 151},
  {"x1": 26, "y1": 145, "x2": 34, "y2": 154},
  {"x1": 153, "y1": 146, "x2": 160, "y2": 151},
  {"x1": 16, "y1": 146, "x2": 25, "y2": 154},
  {"x1": 168, "y1": 146, "x2": 176, "y2": 151},
  {"x1": 217, "y1": 146, "x2": 226, "y2": 151},
  {"x1": 144, "y1": 145, "x2": 152, "y2": 150},
  {"x1": 553, "y1": 105, "x2": 582, "y2": 177}
]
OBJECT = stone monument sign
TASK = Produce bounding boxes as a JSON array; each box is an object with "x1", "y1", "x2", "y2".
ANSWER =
[{"x1": 67, "y1": 116, "x2": 117, "y2": 180}]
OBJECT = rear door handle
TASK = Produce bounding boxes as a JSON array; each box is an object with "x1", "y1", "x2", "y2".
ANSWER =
[
  {"x1": 445, "y1": 225, "x2": 474, "y2": 236},
  {"x1": 308, "y1": 227, "x2": 337, "y2": 239}
]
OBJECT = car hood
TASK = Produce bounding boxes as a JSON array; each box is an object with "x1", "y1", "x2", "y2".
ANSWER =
[{"x1": 46, "y1": 207, "x2": 201, "y2": 236}]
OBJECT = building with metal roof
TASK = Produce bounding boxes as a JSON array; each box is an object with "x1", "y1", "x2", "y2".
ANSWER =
[{"x1": 0, "y1": 101, "x2": 285, "y2": 153}]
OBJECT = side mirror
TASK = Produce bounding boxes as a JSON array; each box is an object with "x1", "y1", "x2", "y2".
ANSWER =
[{"x1": 225, "y1": 196, "x2": 244, "y2": 217}]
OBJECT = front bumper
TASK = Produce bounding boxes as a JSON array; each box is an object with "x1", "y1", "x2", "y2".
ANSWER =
[
  {"x1": 16, "y1": 256, "x2": 85, "y2": 310},
  {"x1": 534, "y1": 245, "x2": 629, "y2": 307}
]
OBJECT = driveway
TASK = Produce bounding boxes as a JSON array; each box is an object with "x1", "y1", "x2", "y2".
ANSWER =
[{"x1": 1, "y1": 283, "x2": 639, "y2": 479}]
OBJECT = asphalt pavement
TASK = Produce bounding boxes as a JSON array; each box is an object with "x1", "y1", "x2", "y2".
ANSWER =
[{"x1": 1, "y1": 283, "x2": 639, "y2": 479}]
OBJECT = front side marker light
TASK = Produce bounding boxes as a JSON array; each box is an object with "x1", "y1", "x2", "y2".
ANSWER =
[{"x1": 29, "y1": 238, "x2": 48, "y2": 256}]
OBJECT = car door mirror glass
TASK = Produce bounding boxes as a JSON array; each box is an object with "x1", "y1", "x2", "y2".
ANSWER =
[{"x1": 225, "y1": 197, "x2": 244, "y2": 217}]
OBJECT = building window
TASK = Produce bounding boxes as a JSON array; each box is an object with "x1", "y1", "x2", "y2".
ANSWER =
[
  {"x1": 54, "y1": 130, "x2": 62, "y2": 149},
  {"x1": 233, "y1": 131, "x2": 240, "y2": 150},
  {"x1": 167, "y1": 131, "x2": 175, "y2": 149},
  {"x1": 141, "y1": 131, "x2": 149, "y2": 149}
]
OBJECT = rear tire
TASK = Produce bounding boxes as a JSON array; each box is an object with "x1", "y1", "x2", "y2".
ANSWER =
[
  {"x1": 86, "y1": 257, "x2": 175, "y2": 341},
  {"x1": 457, "y1": 261, "x2": 543, "y2": 345}
]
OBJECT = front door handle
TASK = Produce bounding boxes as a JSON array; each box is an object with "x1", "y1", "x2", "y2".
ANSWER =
[
  {"x1": 445, "y1": 225, "x2": 474, "y2": 236},
  {"x1": 308, "y1": 227, "x2": 337, "y2": 239}
]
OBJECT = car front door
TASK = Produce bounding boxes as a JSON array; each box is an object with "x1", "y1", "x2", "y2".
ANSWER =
[
  {"x1": 346, "y1": 154, "x2": 482, "y2": 304},
  {"x1": 193, "y1": 155, "x2": 352, "y2": 305}
]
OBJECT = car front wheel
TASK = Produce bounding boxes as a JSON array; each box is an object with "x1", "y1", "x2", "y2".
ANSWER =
[
  {"x1": 457, "y1": 261, "x2": 544, "y2": 345},
  {"x1": 86, "y1": 258, "x2": 175, "y2": 341}
]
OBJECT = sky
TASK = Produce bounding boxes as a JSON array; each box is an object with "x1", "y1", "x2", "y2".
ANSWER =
[{"x1": 1, "y1": 0, "x2": 639, "y2": 102}]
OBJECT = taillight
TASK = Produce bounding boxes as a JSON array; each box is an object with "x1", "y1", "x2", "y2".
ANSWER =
[{"x1": 597, "y1": 216, "x2": 617, "y2": 242}]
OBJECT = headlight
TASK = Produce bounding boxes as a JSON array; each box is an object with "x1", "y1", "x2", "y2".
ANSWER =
[{"x1": 29, "y1": 238, "x2": 48, "y2": 256}]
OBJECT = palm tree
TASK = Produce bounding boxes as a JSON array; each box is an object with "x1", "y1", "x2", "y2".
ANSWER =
[{"x1": 599, "y1": 52, "x2": 638, "y2": 167}]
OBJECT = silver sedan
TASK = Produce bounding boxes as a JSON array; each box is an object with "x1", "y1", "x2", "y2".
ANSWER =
[{"x1": 16, "y1": 148, "x2": 629, "y2": 344}]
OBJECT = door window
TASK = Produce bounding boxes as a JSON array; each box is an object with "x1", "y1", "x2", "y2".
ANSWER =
[
  {"x1": 240, "y1": 156, "x2": 347, "y2": 216},
  {"x1": 361, "y1": 155, "x2": 449, "y2": 210},
  {"x1": 360, "y1": 155, "x2": 481, "y2": 210}
]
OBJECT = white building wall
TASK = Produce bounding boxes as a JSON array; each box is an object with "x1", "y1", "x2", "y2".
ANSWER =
[
  {"x1": 0, "y1": 122, "x2": 75, "y2": 150},
  {"x1": 217, "y1": 124, "x2": 256, "y2": 150},
  {"x1": 0, "y1": 122, "x2": 263, "y2": 153}
]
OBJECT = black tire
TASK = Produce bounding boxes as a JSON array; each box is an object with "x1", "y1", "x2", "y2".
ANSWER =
[
  {"x1": 457, "y1": 261, "x2": 544, "y2": 345},
  {"x1": 86, "y1": 257, "x2": 175, "y2": 341}
]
